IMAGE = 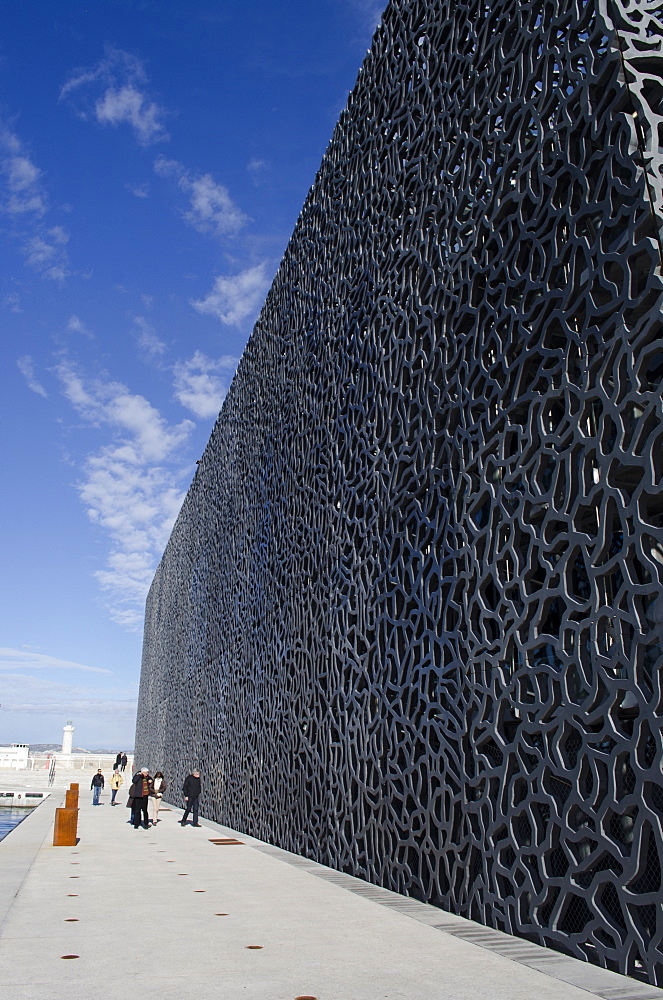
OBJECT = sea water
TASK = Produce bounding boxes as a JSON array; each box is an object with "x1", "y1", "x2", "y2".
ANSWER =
[{"x1": 0, "y1": 808, "x2": 31, "y2": 842}]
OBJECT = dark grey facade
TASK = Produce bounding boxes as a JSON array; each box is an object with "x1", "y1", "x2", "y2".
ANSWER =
[{"x1": 136, "y1": 0, "x2": 663, "y2": 985}]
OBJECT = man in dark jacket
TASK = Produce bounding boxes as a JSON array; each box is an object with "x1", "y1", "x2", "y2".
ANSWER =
[
  {"x1": 91, "y1": 769, "x2": 104, "y2": 805},
  {"x1": 130, "y1": 768, "x2": 152, "y2": 829},
  {"x1": 181, "y1": 770, "x2": 201, "y2": 826}
]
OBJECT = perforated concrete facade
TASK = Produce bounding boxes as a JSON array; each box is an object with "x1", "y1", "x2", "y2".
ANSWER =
[{"x1": 137, "y1": 0, "x2": 663, "y2": 984}]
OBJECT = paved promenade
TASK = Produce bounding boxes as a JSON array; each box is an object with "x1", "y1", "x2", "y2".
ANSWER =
[{"x1": 1, "y1": 772, "x2": 662, "y2": 1000}]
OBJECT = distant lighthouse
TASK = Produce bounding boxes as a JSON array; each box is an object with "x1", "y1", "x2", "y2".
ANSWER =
[{"x1": 62, "y1": 720, "x2": 74, "y2": 756}]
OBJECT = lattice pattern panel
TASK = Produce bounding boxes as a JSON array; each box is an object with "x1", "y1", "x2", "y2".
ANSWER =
[{"x1": 136, "y1": 0, "x2": 663, "y2": 985}]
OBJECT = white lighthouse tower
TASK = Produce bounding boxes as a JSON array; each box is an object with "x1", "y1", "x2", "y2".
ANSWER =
[{"x1": 62, "y1": 720, "x2": 74, "y2": 760}]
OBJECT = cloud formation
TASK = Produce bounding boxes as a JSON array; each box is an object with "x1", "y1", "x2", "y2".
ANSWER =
[
  {"x1": 247, "y1": 157, "x2": 269, "y2": 186},
  {"x1": 0, "y1": 126, "x2": 71, "y2": 280},
  {"x1": 0, "y1": 671, "x2": 137, "y2": 746},
  {"x1": 154, "y1": 156, "x2": 247, "y2": 237},
  {"x1": 344, "y1": 0, "x2": 385, "y2": 36},
  {"x1": 17, "y1": 355, "x2": 48, "y2": 397},
  {"x1": 67, "y1": 315, "x2": 94, "y2": 339},
  {"x1": 126, "y1": 181, "x2": 149, "y2": 198},
  {"x1": 173, "y1": 350, "x2": 240, "y2": 419},
  {"x1": 0, "y1": 647, "x2": 111, "y2": 674},
  {"x1": 132, "y1": 315, "x2": 166, "y2": 358},
  {"x1": 1, "y1": 143, "x2": 45, "y2": 216},
  {"x1": 23, "y1": 226, "x2": 70, "y2": 281},
  {"x1": 57, "y1": 361, "x2": 194, "y2": 628},
  {"x1": 61, "y1": 46, "x2": 168, "y2": 146},
  {"x1": 191, "y1": 262, "x2": 271, "y2": 326}
]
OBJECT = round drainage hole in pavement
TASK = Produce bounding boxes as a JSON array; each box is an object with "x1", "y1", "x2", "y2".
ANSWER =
[
  {"x1": 64, "y1": 919, "x2": 79, "y2": 922},
  {"x1": 69, "y1": 876, "x2": 80, "y2": 879},
  {"x1": 194, "y1": 890, "x2": 206, "y2": 892},
  {"x1": 246, "y1": 946, "x2": 263, "y2": 950},
  {"x1": 215, "y1": 913, "x2": 228, "y2": 916},
  {"x1": 61, "y1": 955, "x2": 79, "y2": 960},
  {"x1": 295, "y1": 996, "x2": 318, "y2": 999},
  {"x1": 67, "y1": 894, "x2": 78, "y2": 897},
  {"x1": 177, "y1": 873, "x2": 188, "y2": 876}
]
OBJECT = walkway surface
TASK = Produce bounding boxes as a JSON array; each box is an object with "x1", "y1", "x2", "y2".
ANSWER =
[{"x1": 1, "y1": 770, "x2": 663, "y2": 1000}]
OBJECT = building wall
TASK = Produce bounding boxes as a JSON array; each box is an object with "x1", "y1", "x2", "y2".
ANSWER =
[
  {"x1": 0, "y1": 746, "x2": 29, "y2": 769},
  {"x1": 137, "y1": 0, "x2": 663, "y2": 984}
]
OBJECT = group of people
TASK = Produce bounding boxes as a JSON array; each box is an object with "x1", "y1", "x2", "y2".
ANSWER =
[
  {"x1": 90, "y1": 766, "x2": 128, "y2": 806},
  {"x1": 114, "y1": 752, "x2": 128, "y2": 771},
  {"x1": 127, "y1": 767, "x2": 168, "y2": 828},
  {"x1": 89, "y1": 765, "x2": 202, "y2": 830}
]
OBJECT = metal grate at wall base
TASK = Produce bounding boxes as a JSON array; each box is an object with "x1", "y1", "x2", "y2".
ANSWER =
[{"x1": 253, "y1": 844, "x2": 663, "y2": 1000}]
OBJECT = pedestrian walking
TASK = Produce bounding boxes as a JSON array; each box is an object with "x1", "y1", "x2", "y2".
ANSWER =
[
  {"x1": 114, "y1": 751, "x2": 122, "y2": 770},
  {"x1": 130, "y1": 768, "x2": 151, "y2": 828},
  {"x1": 91, "y1": 769, "x2": 104, "y2": 805},
  {"x1": 110, "y1": 768, "x2": 123, "y2": 805},
  {"x1": 149, "y1": 771, "x2": 167, "y2": 826},
  {"x1": 180, "y1": 769, "x2": 201, "y2": 826},
  {"x1": 120, "y1": 753, "x2": 128, "y2": 772}
]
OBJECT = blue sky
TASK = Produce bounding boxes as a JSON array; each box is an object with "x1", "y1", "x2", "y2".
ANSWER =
[{"x1": 0, "y1": 0, "x2": 383, "y2": 751}]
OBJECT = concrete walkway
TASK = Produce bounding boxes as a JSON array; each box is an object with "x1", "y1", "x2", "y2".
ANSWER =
[{"x1": 1, "y1": 775, "x2": 662, "y2": 1000}]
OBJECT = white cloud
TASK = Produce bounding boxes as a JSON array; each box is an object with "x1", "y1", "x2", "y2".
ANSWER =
[
  {"x1": 67, "y1": 315, "x2": 93, "y2": 338},
  {"x1": 61, "y1": 46, "x2": 168, "y2": 146},
  {"x1": 191, "y1": 262, "x2": 271, "y2": 326},
  {"x1": 58, "y1": 360, "x2": 192, "y2": 460},
  {"x1": 17, "y1": 355, "x2": 47, "y2": 397},
  {"x1": 0, "y1": 672, "x2": 136, "y2": 730},
  {"x1": 56, "y1": 361, "x2": 195, "y2": 628},
  {"x1": 173, "y1": 350, "x2": 239, "y2": 419},
  {"x1": 132, "y1": 315, "x2": 166, "y2": 357},
  {"x1": 96, "y1": 85, "x2": 166, "y2": 145},
  {"x1": 4, "y1": 154, "x2": 45, "y2": 215},
  {"x1": 185, "y1": 173, "x2": 247, "y2": 236},
  {"x1": 126, "y1": 181, "x2": 149, "y2": 198},
  {"x1": 344, "y1": 0, "x2": 385, "y2": 36},
  {"x1": 247, "y1": 158, "x2": 269, "y2": 185},
  {"x1": 23, "y1": 226, "x2": 69, "y2": 281},
  {"x1": 3, "y1": 292, "x2": 22, "y2": 312},
  {"x1": 154, "y1": 156, "x2": 246, "y2": 238},
  {"x1": 22, "y1": 226, "x2": 70, "y2": 280},
  {"x1": 0, "y1": 126, "x2": 72, "y2": 279},
  {"x1": 0, "y1": 648, "x2": 111, "y2": 674},
  {"x1": 152, "y1": 156, "x2": 180, "y2": 178},
  {"x1": 0, "y1": 124, "x2": 45, "y2": 216}
]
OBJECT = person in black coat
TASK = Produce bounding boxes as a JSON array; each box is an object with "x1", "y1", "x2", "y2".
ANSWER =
[
  {"x1": 120, "y1": 753, "x2": 128, "y2": 772},
  {"x1": 180, "y1": 770, "x2": 201, "y2": 826},
  {"x1": 130, "y1": 768, "x2": 152, "y2": 829}
]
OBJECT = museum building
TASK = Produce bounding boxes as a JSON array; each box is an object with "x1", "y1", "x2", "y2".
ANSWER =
[{"x1": 137, "y1": 0, "x2": 663, "y2": 985}]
